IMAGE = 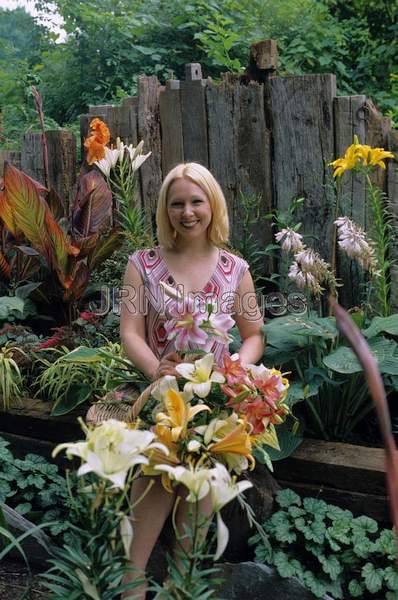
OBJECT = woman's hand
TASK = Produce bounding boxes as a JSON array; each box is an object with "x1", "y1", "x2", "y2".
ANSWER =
[{"x1": 153, "y1": 352, "x2": 182, "y2": 380}]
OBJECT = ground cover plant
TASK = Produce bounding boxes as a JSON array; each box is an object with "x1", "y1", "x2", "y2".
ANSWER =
[{"x1": 250, "y1": 488, "x2": 398, "y2": 599}]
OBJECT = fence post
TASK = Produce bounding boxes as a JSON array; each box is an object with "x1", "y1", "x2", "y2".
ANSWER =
[
  {"x1": 159, "y1": 79, "x2": 183, "y2": 175},
  {"x1": 388, "y1": 130, "x2": 398, "y2": 313},
  {"x1": 334, "y1": 95, "x2": 367, "y2": 308},
  {"x1": 21, "y1": 130, "x2": 76, "y2": 208},
  {"x1": 268, "y1": 74, "x2": 337, "y2": 264},
  {"x1": 181, "y1": 63, "x2": 209, "y2": 166},
  {"x1": 138, "y1": 75, "x2": 162, "y2": 230},
  {"x1": 0, "y1": 150, "x2": 21, "y2": 176}
]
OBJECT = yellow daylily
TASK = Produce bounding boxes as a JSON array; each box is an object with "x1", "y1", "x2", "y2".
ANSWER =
[
  {"x1": 330, "y1": 135, "x2": 394, "y2": 177},
  {"x1": 156, "y1": 388, "x2": 210, "y2": 442}
]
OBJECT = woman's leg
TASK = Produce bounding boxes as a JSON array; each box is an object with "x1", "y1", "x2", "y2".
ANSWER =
[
  {"x1": 173, "y1": 487, "x2": 214, "y2": 572},
  {"x1": 123, "y1": 476, "x2": 176, "y2": 600}
]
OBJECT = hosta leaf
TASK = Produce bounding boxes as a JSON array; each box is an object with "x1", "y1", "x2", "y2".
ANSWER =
[
  {"x1": 62, "y1": 346, "x2": 104, "y2": 363},
  {"x1": 51, "y1": 383, "x2": 92, "y2": 416},
  {"x1": 323, "y1": 338, "x2": 397, "y2": 374},
  {"x1": 264, "y1": 419, "x2": 303, "y2": 461},
  {"x1": 363, "y1": 315, "x2": 398, "y2": 338}
]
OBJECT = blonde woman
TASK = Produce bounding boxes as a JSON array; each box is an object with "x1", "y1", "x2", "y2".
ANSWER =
[{"x1": 120, "y1": 163, "x2": 264, "y2": 598}]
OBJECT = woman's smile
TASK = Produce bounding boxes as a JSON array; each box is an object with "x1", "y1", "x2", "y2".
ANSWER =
[{"x1": 167, "y1": 178, "x2": 212, "y2": 240}]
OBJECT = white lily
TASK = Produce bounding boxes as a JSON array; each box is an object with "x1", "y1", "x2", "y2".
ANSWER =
[
  {"x1": 94, "y1": 146, "x2": 121, "y2": 177},
  {"x1": 53, "y1": 419, "x2": 168, "y2": 489},
  {"x1": 151, "y1": 374, "x2": 190, "y2": 402},
  {"x1": 175, "y1": 353, "x2": 225, "y2": 398},
  {"x1": 208, "y1": 463, "x2": 253, "y2": 560},
  {"x1": 155, "y1": 464, "x2": 211, "y2": 502}
]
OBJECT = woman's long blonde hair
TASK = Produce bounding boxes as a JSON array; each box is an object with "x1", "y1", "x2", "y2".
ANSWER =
[{"x1": 156, "y1": 163, "x2": 229, "y2": 249}]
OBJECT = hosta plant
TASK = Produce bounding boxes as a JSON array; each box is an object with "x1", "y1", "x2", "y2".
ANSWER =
[{"x1": 250, "y1": 488, "x2": 398, "y2": 600}]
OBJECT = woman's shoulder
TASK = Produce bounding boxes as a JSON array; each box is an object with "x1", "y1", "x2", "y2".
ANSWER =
[
  {"x1": 217, "y1": 247, "x2": 249, "y2": 286},
  {"x1": 128, "y1": 247, "x2": 164, "y2": 279}
]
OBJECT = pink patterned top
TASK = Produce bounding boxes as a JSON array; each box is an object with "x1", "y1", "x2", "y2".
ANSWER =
[{"x1": 129, "y1": 247, "x2": 249, "y2": 366}]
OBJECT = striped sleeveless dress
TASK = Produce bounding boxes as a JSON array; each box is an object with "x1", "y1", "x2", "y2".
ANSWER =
[{"x1": 129, "y1": 246, "x2": 248, "y2": 366}]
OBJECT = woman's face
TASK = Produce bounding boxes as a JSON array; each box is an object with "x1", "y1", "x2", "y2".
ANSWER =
[{"x1": 167, "y1": 177, "x2": 212, "y2": 242}]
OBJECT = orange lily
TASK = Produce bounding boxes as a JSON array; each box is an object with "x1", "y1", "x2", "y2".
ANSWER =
[
  {"x1": 84, "y1": 118, "x2": 111, "y2": 165},
  {"x1": 209, "y1": 421, "x2": 255, "y2": 468}
]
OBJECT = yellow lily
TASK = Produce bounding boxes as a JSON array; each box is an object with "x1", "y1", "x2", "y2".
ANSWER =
[
  {"x1": 156, "y1": 388, "x2": 210, "y2": 442},
  {"x1": 208, "y1": 421, "x2": 255, "y2": 471},
  {"x1": 368, "y1": 147, "x2": 395, "y2": 169}
]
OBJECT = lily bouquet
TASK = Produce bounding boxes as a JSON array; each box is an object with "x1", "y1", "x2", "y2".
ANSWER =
[{"x1": 139, "y1": 283, "x2": 290, "y2": 487}]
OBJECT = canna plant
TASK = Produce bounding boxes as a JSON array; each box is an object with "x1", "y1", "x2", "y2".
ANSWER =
[{"x1": 0, "y1": 108, "x2": 150, "y2": 327}]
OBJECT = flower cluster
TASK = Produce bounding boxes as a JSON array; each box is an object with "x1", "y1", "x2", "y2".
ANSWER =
[
  {"x1": 330, "y1": 135, "x2": 394, "y2": 178},
  {"x1": 275, "y1": 228, "x2": 337, "y2": 297},
  {"x1": 141, "y1": 353, "x2": 289, "y2": 482},
  {"x1": 161, "y1": 282, "x2": 235, "y2": 352},
  {"x1": 335, "y1": 217, "x2": 378, "y2": 275},
  {"x1": 84, "y1": 118, "x2": 151, "y2": 176}
]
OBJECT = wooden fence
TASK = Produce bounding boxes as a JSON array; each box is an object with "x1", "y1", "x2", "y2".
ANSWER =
[{"x1": 1, "y1": 41, "x2": 397, "y2": 310}]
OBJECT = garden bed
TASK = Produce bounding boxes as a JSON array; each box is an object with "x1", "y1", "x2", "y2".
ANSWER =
[
  {"x1": 1, "y1": 404, "x2": 391, "y2": 523},
  {"x1": 273, "y1": 438, "x2": 390, "y2": 522}
]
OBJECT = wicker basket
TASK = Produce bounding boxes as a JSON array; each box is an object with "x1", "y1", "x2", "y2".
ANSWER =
[{"x1": 86, "y1": 380, "x2": 159, "y2": 425}]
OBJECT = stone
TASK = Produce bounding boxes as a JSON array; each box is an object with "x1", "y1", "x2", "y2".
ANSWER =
[{"x1": 216, "y1": 562, "x2": 334, "y2": 600}]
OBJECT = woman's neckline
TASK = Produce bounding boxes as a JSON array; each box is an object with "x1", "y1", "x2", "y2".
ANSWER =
[{"x1": 157, "y1": 245, "x2": 221, "y2": 293}]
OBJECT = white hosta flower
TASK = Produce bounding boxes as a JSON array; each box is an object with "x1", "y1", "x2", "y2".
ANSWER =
[
  {"x1": 208, "y1": 463, "x2": 253, "y2": 560},
  {"x1": 155, "y1": 464, "x2": 211, "y2": 502},
  {"x1": 53, "y1": 419, "x2": 168, "y2": 489},
  {"x1": 94, "y1": 146, "x2": 121, "y2": 177},
  {"x1": 175, "y1": 353, "x2": 225, "y2": 398},
  {"x1": 275, "y1": 227, "x2": 304, "y2": 252},
  {"x1": 335, "y1": 217, "x2": 378, "y2": 274}
]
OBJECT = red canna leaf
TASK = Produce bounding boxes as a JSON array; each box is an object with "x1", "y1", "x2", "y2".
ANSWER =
[
  {"x1": 87, "y1": 227, "x2": 123, "y2": 270},
  {"x1": 47, "y1": 187, "x2": 66, "y2": 221},
  {"x1": 0, "y1": 249, "x2": 11, "y2": 280},
  {"x1": 72, "y1": 171, "x2": 112, "y2": 236},
  {"x1": 63, "y1": 261, "x2": 90, "y2": 302},
  {"x1": 3, "y1": 163, "x2": 79, "y2": 286},
  {"x1": 0, "y1": 187, "x2": 18, "y2": 236},
  {"x1": 71, "y1": 233, "x2": 99, "y2": 258}
]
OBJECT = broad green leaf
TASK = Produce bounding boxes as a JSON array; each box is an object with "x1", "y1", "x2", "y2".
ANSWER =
[
  {"x1": 276, "y1": 488, "x2": 301, "y2": 508},
  {"x1": 264, "y1": 419, "x2": 303, "y2": 461},
  {"x1": 61, "y1": 346, "x2": 104, "y2": 363},
  {"x1": 362, "y1": 563, "x2": 383, "y2": 594},
  {"x1": 348, "y1": 579, "x2": 364, "y2": 597},
  {"x1": 323, "y1": 338, "x2": 397, "y2": 374},
  {"x1": 363, "y1": 314, "x2": 398, "y2": 338},
  {"x1": 51, "y1": 383, "x2": 92, "y2": 416}
]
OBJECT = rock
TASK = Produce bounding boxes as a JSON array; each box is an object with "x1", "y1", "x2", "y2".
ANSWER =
[
  {"x1": 221, "y1": 464, "x2": 280, "y2": 561},
  {"x1": 216, "y1": 562, "x2": 334, "y2": 600},
  {"x1": 1, "y1": 503, "x2": 53, "y2": 565}
]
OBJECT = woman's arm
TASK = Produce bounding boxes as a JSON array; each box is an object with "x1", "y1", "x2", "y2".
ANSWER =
[
  {"x1": 234, "y1": 270, "x2": 264, "y2": 365},
  {"x1": 120, "y1": 261, "x2": 160, "y2": 380}
]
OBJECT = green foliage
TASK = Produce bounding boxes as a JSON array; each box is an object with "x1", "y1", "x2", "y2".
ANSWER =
[
  {"x1": 1, "y1": 0, "x2": 395, "y2": 130},
  {"x1": 0, "y1": 343, "x2": 24, "y2": 410},
  {"x1": 250, "y1": 488, "x2": 398, "y2": 599},
  {"x1": 262, "y1": 313, "x2": 398, "y2": 441},
  {"x1": 0, "y1": 436, "x2": 68, "y2": 536},
  {"x1": 41, "y1": 477, "x2": 141, "y2": 599}
]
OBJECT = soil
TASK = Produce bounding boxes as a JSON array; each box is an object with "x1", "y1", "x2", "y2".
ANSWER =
[{"x1": 0, "y1": 560, "x2": 49, "y2": 600}]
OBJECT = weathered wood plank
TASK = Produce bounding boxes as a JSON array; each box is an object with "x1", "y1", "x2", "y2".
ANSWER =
[
  {"x1": 207, "y1": 78, "x2": 273, "y2": 255},
  {"x1": 273, "y1": 439, "x2": 386, "y2": 496},
  {"x1": 269, "y1": 74, "x2": 336, "y2": 263},
  {"x1": 364, "y1": 99, "x2": 392, "y2": 192},
  {"x1": 0, "y1": 398, "x2": 82, "y2": 442},
  {"x1": 0, "y1": 150, "x2": 21, "y2": 176},
  {"x1": 207, "y1": 78, "x2": 239, "y2": 238},
  {"x1": 137, "y1": 75, "x2": 162, "y2": 230},
  {"x1": 21, "y1": 131, "x2": 76, "y2": 207},
  {"x1": 276, "y1": 480, "x2": 390, "y2": 523},
  {"x1": 388, "y1": 129, "x2": 398, "y2": 313},
  {"x1": 159, "y1": 81, "x2": 184, "y2": 175},
  {"x1": 180, "y1": 64, "x2": 209, "y2": 166},
  {"x1": 333, "y1": 95, "x2": 367, "y2": 308}
]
